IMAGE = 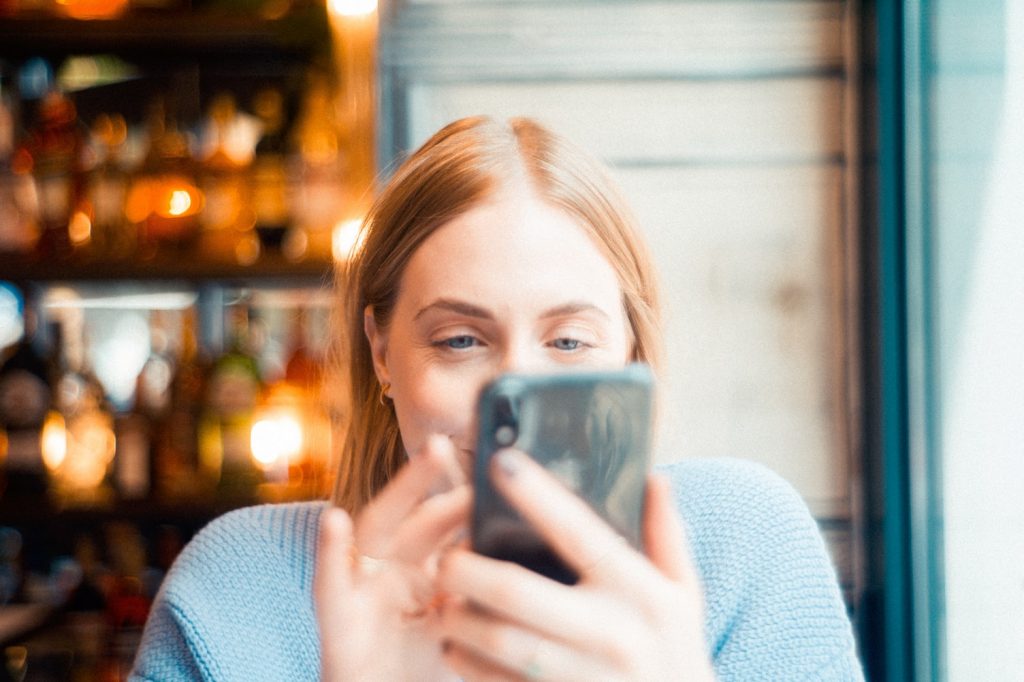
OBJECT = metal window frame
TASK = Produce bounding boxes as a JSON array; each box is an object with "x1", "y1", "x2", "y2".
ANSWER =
[{"x1": 863, "y1": 1, "x2": 945, "y2": 680}]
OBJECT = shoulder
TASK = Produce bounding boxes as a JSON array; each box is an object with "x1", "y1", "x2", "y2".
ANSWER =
[
  {"x1": 656, "y1": 456, "x2": 818, "y2": 549},
  {"x1": 656, "y1": 458, "x2": 863, "y2": 681},
  {"x1": 174, "y1": 501, "x2": 326, "y2": 581},
  {"x1": 656, "y1": 457, "x2": 829, "y2": 594},
  {"x1": 131, "y1": 501, "x2": 327, "y2": 681}
]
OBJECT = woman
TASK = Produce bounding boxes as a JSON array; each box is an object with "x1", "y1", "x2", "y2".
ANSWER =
[{"x1": 131, "y1": 117, "x2": 863, "y2": 681}]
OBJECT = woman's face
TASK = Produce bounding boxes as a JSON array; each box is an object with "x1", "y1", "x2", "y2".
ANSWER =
[{"x1": 365, "y1": 186, "x2": 633, "y2": 474}]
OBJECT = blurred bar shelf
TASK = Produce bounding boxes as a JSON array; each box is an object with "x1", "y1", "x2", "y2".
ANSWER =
[
  {"x1": 0, "y1": 10, "x2": 330, "y2": 60},
  {"x1": 0, "y1": 254, "x2": 333, "y2": 283}
]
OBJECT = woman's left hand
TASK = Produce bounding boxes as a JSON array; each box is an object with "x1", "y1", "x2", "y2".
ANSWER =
[{"x1": 435, "y1": 448, "x2": 716, "y2": 681}]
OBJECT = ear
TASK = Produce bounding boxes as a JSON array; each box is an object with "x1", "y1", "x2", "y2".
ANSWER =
[{"x1": 364, "y1": 305, "x2": 391, "y2": 386}]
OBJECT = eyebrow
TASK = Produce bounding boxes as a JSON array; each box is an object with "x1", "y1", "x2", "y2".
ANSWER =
[
  {"x1": 414, "y1": 298, "x2": 494, "y2": 322},
  {"x1": 413, "y1": 298, "x2": 611, "y2": 322},
  {"x1": 539, "y1": 302, "x2": 611, "y2": 321}
]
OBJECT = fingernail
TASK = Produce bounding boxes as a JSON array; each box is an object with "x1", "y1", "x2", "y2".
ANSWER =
[
  {"x1": 452, "y1": 522, "x2": 468, "y2": 544},
  {"x1": 494, "y1": 448, "x2": 524, "y2": 478}
]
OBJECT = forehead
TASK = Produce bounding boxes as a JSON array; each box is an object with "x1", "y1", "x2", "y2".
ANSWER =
[{"x1": 397, "y1": 190, "x2": 623, "y2": 309}]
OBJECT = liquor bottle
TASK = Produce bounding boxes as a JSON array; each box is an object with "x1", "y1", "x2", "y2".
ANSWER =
[
  {"x1": 155, "y1": 305, "x2": 207, "y2": 500},
  {"x1": 0, "y1": 61, "x2": 39, "y2": 255},
  {"x1": 114, "y1": 310, "x2": 173, "y2": 500},
  {"x1": 250, "y1": 87, "x2": 293, "y2": 255},
  {"x1": 126, "y1": 98, "x2": 201, "y2": 260},
  {"x1": 17, "y1": 85, "x2": 88, "y2": 260},
  {"x1": 85, "y1": 113, "x2": 133, "y2": 260},
  {"x1": 196, "y1": 93, "x2": 259, "y2": 265},
  {"x1": 281, "y1": 306, "x2": 331, "y2": 497},
  {"x1": 0, "y1": 292, "x2": 52, "y2": 504},
  {"x1": 198, "y1": 301, "x2": 263, "y2": 499},
  {"x1": 49, "y1": 317, "x2": 117, "y2": 506},
  {"x1": 287, "y1": 72, "x2": 346, "y2": 262},
  {"x1": 283, "y1": 306, "x2": 321, "y2": 390}
]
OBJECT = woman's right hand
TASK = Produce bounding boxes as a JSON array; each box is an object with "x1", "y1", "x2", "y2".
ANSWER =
[{"x1": 314, "y1": 435, "x2": 469, "y2": 682}]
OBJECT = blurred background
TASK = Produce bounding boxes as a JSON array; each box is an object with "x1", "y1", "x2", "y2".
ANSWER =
[{"x1": 0, "y1": 1, "x2": 1020, "y2": 680}]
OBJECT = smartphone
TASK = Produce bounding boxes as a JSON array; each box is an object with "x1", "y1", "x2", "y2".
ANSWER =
[{"x1": 471, "y1": 364, "x2": 655, "y2": 584}]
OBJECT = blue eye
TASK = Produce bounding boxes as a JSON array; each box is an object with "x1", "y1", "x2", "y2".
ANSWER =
[
  {"x1": 552, "y1": 338, "x2": 582, "y2": 351},
  {"x1": 444, "y1": 335, "x2": 477, "y2": 350}
]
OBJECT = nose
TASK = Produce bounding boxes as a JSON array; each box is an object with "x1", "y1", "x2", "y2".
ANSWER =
[{"x1": 497, "y1": 336, "x2": 545, "y2": 375}]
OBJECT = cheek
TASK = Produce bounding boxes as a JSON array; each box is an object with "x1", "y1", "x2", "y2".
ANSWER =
[{"x1": 391, "y1": 366, "x2": 479, "y2": 455}]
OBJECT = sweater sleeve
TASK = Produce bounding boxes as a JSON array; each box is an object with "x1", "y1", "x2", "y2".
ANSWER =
[
  {"x1": 660, "y1": 458, "x2": 864, "y2": 681},
  {"x1": 128, "y1": 597, "x2": 207, "y2": 682},
  {"x1": 128, "y1": 502, "x2": 325, "y2": 682}
]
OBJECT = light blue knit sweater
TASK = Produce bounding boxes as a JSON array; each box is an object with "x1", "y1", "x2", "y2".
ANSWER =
[{"x1": 130, "y1": 458, "x2": 864, "y2": 681}]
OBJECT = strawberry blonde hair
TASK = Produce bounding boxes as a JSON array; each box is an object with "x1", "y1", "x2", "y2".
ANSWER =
[{"x1": 330, "y1": 116, "x2": 662, "y2": 513}]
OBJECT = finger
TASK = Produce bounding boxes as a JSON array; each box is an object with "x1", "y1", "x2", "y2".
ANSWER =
[
  {"x1": 643, "y1": 474, "x2": 700, "y2": 586},
  {"x1": 357, "y1": 435, "x2": 462, "y2": 555},
  {"x1": 436, "y1": 548, "x2": 609, "y2": 646},
  {"x1": 439, "y1": 602, "x2": 608, "y2": 682},
  {"x1": 443, "y1": 641, "x2": 525, "y2": 682},
  {"x1": 390, "y1": 483, "x2": 471, "y2": 564},
  {"x1": 314, "y1": 508, "x2": 355, "y2": 639},
  {"x1": 489, "y1": 449, "x2": 652, "y2": 584}
]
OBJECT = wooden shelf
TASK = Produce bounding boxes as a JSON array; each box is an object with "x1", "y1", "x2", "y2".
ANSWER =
[
  {"x1": 0, "y1": 9, "x2": 330, "y2": 61},
  {"x1": 0, "y1": 252, "x2": 334, "y2": 284}
]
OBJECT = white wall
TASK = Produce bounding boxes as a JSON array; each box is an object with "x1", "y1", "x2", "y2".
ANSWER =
[{"x1": 933, "y1": 3, "x2": 1024, "y2": 678}]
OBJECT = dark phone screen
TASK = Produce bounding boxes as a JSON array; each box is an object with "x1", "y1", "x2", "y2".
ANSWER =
[{"x1": 471, "y1": 365, "x2": 654, "y2": 584}]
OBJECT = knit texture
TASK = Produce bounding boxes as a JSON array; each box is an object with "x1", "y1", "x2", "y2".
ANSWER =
[{"x1": 129, "y1": 458, "x2": 864, "y2": 681}]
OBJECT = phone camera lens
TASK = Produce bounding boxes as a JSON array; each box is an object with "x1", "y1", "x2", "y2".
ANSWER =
[{"x1": 494, "y1": 424, "x2": 517, "y2": 446}]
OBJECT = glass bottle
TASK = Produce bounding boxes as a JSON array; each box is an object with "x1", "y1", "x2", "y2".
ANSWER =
[
  {"x1": 282, "y1": 306, "x2": 330, "y2": 497},
  {"x1": 287, "y1": 72, "x2": 346, "y2": 262},
  {"x1": 0, "y1": 292, "x2": 52, "y2": 504},
  {"x1": 126, "y1": 98, "x2": 201, "y2": 260},
  {"x1": 85, "y1": 113, "x2": 133, "y2": 261},
  {"x1": 114, "y1": 310, "x2": 173, "y2": 500},
  {"x1": 49, "y1": 316, "x2": 117, "y2": 506},
  {"x1": 199, "y1": 300, "x2": 263, "y2": 499},
  {"x1": 196, "y1": 93, "x2": 259, "y2": 265},
  {"x1": 18, "y1": 86, "x2": 87, "y2": 261},
  {"x1": 0, "y1": 61, "x2": 39, "y2": 255},
  {"x1": 250, "y1": 87, "x2": 293, "y2": 256}
]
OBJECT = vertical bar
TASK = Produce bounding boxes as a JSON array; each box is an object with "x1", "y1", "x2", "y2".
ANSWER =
[
  {"x1": 869, "y1": 0, "x2": 915, "y2": 679},
  {"x1": 840, "y1": 0, "x2": 868, "y2": 622},
  {"x1": 902, "y1": 1, "x2": 946, "y2": 681}
]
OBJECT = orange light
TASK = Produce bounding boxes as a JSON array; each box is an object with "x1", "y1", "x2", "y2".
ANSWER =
[
  {"x1": 153, "y1": 179, "x2": 204, "y2": 219},
  {"x1": 68, "y1": 210, "x2": 92, "y2": 245},
  {"x1": 332, "y1": 217, "x2": 366, "y2": 262},
  {"x1": 328, "y1": 0, "x2": 377, "y2": 18},
  {"x1": 167, "y1": 190, "x2": 193, "y2": 217},
  {"x1": 125, "y1": 179, "x2": 154, "y2": 224},
  {"x1": 56, "y1": 0, "x2": 129, "y2": 20},
  {"x1": 41, "y1": 411, "x2": 68, "y2": 471},
  {"x1": 251, "y1": 413, "x2": 304, "y2": 469}
]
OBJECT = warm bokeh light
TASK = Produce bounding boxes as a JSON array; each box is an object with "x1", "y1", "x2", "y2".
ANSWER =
[
  {"x1": 153, "y1": 179, "x2": 203, "y2": 220},
  {"x1": 126, "y1": 177, "x2": 204, "y2": 224},
  {"x1": 332, "y1": 217, "x2": 365, "y2": 261},
  {"x1": 328, "y1": 0, "x2": 377, "y2": 18},
  {"x1": 235, "y1": 233, "x2": 261, "y2": 266},
  {"x1": 55, "y1": 0, "x2": 129, "y2": 20},
  {"x1": 167, "y1": 190, "x2": 193, "y2": 217},
  {"x1": 41, "y1": 411, "x2": 68, "y2": 471},
  {"x1": 62, "y1": 412, "x2": 117, "y2": 491},
  {"x1": 68, "y1": 210, "x2": 92, "y2": 245},
  {"x1": 251, "y1": 413, "x2": 304, "y2": 468}
]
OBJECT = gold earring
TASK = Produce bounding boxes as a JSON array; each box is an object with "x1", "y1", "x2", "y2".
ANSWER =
[{"x1": 378, "y1": 381, "x2": 391, "y2": 406}]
